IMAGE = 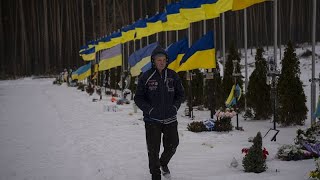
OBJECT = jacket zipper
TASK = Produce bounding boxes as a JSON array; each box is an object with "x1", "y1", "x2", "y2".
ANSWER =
[{"x1": 160, "y1": 73, "x2": 165, "y2": 122}]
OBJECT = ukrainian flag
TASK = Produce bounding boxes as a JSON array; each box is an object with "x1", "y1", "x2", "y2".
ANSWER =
[
  {"x1": 80, "y1": 47, "x2": 96, "y2": 61},
  {"x1": 121, "y1": 24, "x2": 136, "y2": 43},
  {"x1": 314, "y1": 95, "x2": 320, "y2": 119},
  {"x1": 77, "y1": 62, "x2": 92, "y2": 81},
  {"x1": 96, "y1": 36, "x2": 111, "y2": 52},
  {"x1": 98, "y1": 44, "x2": 122, "y2": 71},
  {"x1": 146, "y1": 13, "x2": 164, "y2": 37},
  {"x1": 232, "y1": 0, "x2": 266, "y2": 11},
  {"x1": 135, "y1": 19, "x2": 148, "y2": 40},
  {"x1": 167, "y1": 37, "x2": 189, "y2": 71},
  {"x1": 107, "y1": 31, "x2": 123, "y2": 49},
  {"x1": 71, "y1": 70, "x2": 78, "y2": 80},
  {"x1": 225, "y1": 84, "x2": 242, "y2": 107},
  {"x1": 87, "y1": 40, "x2": 98, "y2": 48},
  {"x1": 180, "y1": 0, "x2": 208, "y2": 23},
  {"x1": 202, "y1": 0, "x2": 233, "y2": 19},
  {"x1": 79, "y1": 44, "x2": 89, "y2": 54},
  {"x1": 162, "y1": 3, "x2": 190, "y2": 31},
  {"x1": 176, "y1": 31, "x2": 216, "y2": 72},
  {"x1": 141, "y1": 62, "x2": 152, "y2": 74},
  {"x1": 129, "y1": 42, "x2": 159, "y2": 77}
]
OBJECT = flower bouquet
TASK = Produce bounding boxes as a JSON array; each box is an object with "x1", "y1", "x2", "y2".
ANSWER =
[{"x1": 214, "y1": 108, "x2": 236, "y2": 132}]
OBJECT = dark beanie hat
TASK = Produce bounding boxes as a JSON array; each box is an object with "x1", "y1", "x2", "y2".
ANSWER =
[{"x1": 151, "y1": 46, "x2": 168, "y2": 60}]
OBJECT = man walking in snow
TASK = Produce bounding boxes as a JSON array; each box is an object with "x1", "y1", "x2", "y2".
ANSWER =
[{"x1": 134, "y1": 46, "x2": 185, "y2": 180}]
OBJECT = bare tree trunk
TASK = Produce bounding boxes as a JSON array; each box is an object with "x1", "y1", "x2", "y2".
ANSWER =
[
  {"x1": 30, "y1": 0, "x2": 38, "y2": 74},
  {"x1": 103, "y1": 0, "x2": 107, "y2": 33},
  {"x1": 264, "y1": 3, "x2": 269, "y2": 50},
  {"x1": 131, "y1": 0, "x2": 135, "y2": 22},
  {"x1": 81, "y1": 0, "x2": 85, "y2": 44},
  {"x1": 0, "y1": 0, "x2": 4, "y2": 74},
  {"x1": 43, "y1": 0, "x2": 50, "y2": 73},
  {"x1": 140, "y1": 0, "x2": 143, "y2": 18},
  {"x1": 19, "y1": 0, "x2": 28, "y2": 75},
  {"x1": 113, "y1": 0, "x2": 116, "y2": 30},
  {"x1": 57, "y1": 1, "x2": 62, "y2": 71},
  {"x1": 13, "y1": 3, "x2": 18, "y2": 76},
  {"x1": 289, "y1": 0, "x2": 294, "y2": 41},
  {"x1": 67, "y1": 1, "x2": 73, "y2": 67},
  {"x1": 116, "y1": 0, "x2": 125, "y2": 25},
  {"x1": 249, "y1": 8, "x2": 253, "y2": 55},
  {"x1": 91, "y1": 0, "x2": 96, "y2": 39},
  {"x1": 74, "y1": 0, "x2": 81, "y2": 48},
  {"x1": 98, "y1": 0, "x2": 102, "y2": 36}
]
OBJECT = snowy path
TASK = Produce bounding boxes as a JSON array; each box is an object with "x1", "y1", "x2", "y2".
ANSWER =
[
  {"x1": 0, "y1": 78, "x2": 316, "y2": 180},
  {"x1": 0, "y1": 79, "x2": 149, "y2": 180}
]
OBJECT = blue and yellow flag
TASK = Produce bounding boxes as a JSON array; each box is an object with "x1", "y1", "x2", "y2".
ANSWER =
[
  {"x1": 135, "y1": 19, "x2": 148, "y2": 40},
  {"x1": 98, "y1": 45, "x2": 122, "y2": 71},
  {"x1": 77, "y1": 62, "x2": 92, "y2": 81},
  {"x1": 141, "y1": 62, "x2": 152, "y2": 74},
  {"x1": 162, "y1": 3, "x2": 190, "y2": 31},
  {"x1": 106, "y1": 31, "x2": 122, "y2": 49},
  {"x1": 146, "y1": 13, "x2": 164, "y2": 37},
  {"x1": 121, "y1": 24, "x2": 136, "y2": 43},
  {"x1": 180, "y1": 0, "x2": 208, "y2": 23},
  {"x1": 314, "y1": 95, "x2": 320, "y2": 119},
  {"x1": 80, "y1": 47, "x2": 96, "y2": 61},
  {"x1": 71, "y1": 69, "x2": 79, "y2": 80},
  {"x1": 232, "y1": 0, "x2": 266, "y2": 11},
  {"x1": 128, "y1": 42, "x2": 159, "y2": 77},
  {"x1": 167, "y1": 37, "x2": 189, "y2": 71},
  {"x1": 202, "y1": 0, "x2": 233, "y2": 19},
  {"x1": 87, "y1": 40, "x2": 98, "y2": 48},
  {"x1": 176, "y1": 31, "x2": 216, "y2": 72},
  {"x1": 95, "y1": 36, "x2": 111, "y2": 52},
  {"x1": 79, "y1": 45, "x2": 89, "y2": 54},
  {"x1": 225, "y1": 84, "x2": 242, "y2": 107}
]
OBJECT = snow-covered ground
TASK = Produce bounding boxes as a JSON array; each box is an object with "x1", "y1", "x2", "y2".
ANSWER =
[{"x1": 0, "y1": 44, "x2": 319, "y2": 180}]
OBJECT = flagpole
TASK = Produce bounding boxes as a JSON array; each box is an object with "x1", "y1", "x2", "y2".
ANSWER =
[
  {"x1": 165, "y1": 31, "x2": 168, "y2": 47},
  {"x1": 156, "y1": 11, "x2": 162, "y2": 42},
  {"x1": 126, "y1": 39, "x2": 130, "y2": 94},
  {"x1": 96, "y1": 50, "x2": 99, "y2": 87},
  {"x1": 211, "y1": 19, "x2": 217, "y2": 119},
  {"x1": 131, "y1": 37, "x2": 136, "y2": 100},
  {"x1": 273, "y1": 0, "x2": 278, "y2": 132},
  {"x1": 222, "y1": 13, "x2": 226, "y2": 75},
  {"x1": 273, "y1": 0, "x2": 277, "y2": 70},
  {"x1": 187, "y1": 25, "x2": 193, "y2": 119},
  {"x1": 311, "y1": 0, "x2": 317, "y2": 125},
  {"x1": 121, "y1": 43, "x2": 124, "y2": 98},
  {"x1": 203, "y1": 19, "x2": 207, "y2": 112},
  {"x1": 244, "y1": 8, "x2": 248, "y2": 113},
  {"x1": 146, "y1": 15, "x2": 149, "y2": 45}
]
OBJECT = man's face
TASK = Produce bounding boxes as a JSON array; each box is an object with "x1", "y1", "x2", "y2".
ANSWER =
[{"x1": 154, "y1": 56, "x2": 167, "y2": 72}]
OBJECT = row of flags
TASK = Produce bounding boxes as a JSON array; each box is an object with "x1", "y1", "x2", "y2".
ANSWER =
[
  {"x1": 129, "y1": 31, "x2": 216, "y2": 76},
  {"x1": 78, "y1": 0, "x2": 266, "y2": 58},
  {"x1": 73, "y1": 31, "x2": 216, "y2": 80}
]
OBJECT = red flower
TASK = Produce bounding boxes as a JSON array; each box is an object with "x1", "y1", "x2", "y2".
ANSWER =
[
  {"x1": 242, "y1": 148, "x2": 249, "y2": 154},
  {"x1": 263, "y1": 147, "x2": 269, "y2": 159},
  {"x1": 241, "y1": 147, "x2": 269, "y2": 159}
]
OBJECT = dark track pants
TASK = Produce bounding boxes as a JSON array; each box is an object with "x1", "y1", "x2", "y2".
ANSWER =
[{"x1": 145, "y1": 121, "x2": 179, "y2": 177}]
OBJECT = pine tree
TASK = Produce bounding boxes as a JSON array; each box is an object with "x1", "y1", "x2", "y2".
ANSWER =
[
  {"x1": 205, "y1": 63, "x2": 224, "y2": 116},
  {"x1": 242, "y1": 132, "x2": 267, "y2": 173},
  {"x1": 222, "y1": 43, "x2": 244, "y2": 110},
  {"x1": 191, "y1": 69, "x2": 204, "y2": 106},
  {"x1": 277, "y1": 42, "x2": 307, "y2": 126},
  {"x1": 246, "y1": 48, "x2": 272, "y2": 119}
]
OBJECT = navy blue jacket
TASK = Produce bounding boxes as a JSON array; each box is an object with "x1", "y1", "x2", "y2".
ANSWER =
[{"x1": 134, "y1": 68, "x2": 185, "y2": 123}]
